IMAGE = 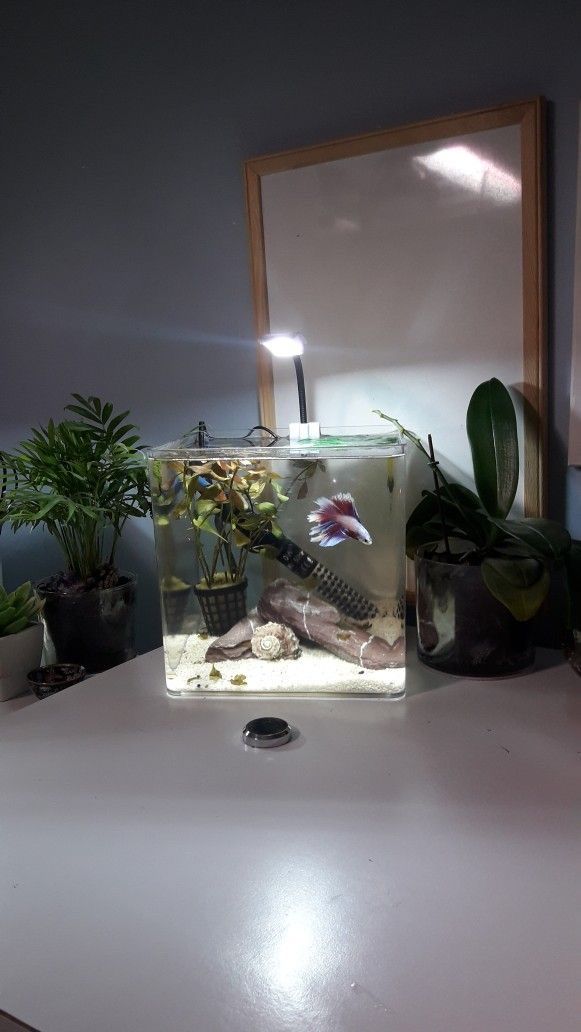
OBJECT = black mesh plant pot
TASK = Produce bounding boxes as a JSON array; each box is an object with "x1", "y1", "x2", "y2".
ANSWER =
[
  {"x1": 161, "y1": 585, "x2": 192, "y2": 635},
  {"x1": 415, "y1": 552, "x2": 534, "y2": 677},
  {"x1": 38, "y1": 573, "x2": 137, "y2": 674},
  {"x1": 194, "y1": 578, "x2": 248, "y2": 635}
]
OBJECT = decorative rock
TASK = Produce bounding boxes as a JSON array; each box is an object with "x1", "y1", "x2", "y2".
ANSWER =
[
  {"x1": 205, "y1": 612, "x2": 264, "y2": 663},
  {"x1": 251, "y1": 622, "x2": 300, "y2": 661},
  {"x1": 258, "y1": 580, "x2": 403, "y2": 669},
  {"x1": 257, "y1": 579, "x2": 340, "y2": 633}
]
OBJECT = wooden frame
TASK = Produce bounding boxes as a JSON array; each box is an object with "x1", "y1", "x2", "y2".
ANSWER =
[
  {"x1": 568, "y1": 102, "x2": 581, "y2": 466},
  {"x1": 245, "y1": 98, "x2": 546, "y2": 515}
]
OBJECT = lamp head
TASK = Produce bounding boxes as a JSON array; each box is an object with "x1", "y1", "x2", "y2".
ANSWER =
[{"x1": 260, "y1": 332, "x2": 305, "y2": 358}]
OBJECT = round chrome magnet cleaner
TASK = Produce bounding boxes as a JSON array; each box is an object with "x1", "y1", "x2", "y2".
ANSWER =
[{"x1": 242, "y1": 716, "x2": 292, "y2": 748}]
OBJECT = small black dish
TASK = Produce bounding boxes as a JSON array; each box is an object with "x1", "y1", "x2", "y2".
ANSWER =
[
  {"x1": 27, "y1": 663, "x2": 86, "y2": 700},
  {"x1": 242, "y1": 716, "x2": 293, "y2": 748}
]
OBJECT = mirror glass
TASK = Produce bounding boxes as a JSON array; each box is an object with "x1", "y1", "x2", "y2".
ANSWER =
[{"x1": 247, "y1": 101, "x2": 545, "y2": 517}]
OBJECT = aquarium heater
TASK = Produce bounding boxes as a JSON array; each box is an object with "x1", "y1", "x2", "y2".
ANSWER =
[{"x1": 258, "y1": 530, "x2": 379, "y2": 623}]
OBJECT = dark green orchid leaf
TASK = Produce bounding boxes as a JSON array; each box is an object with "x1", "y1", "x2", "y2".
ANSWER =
[
  {"x1": 406, "y1": 519, "x2": 449, "y2": 559},
  {"x1": 408, "y1": 487, "x2": 491, "y2": 550},
  {"x1": 481, "y1": 556, "x2": 550, "y2": 621},
  {"x1": 407, "y1": 491, "x2": 440, "y2": 531},
  {"x1": 467, "y1": 378, "x2": 518, "y2": 518},
  {"x1": 491, "y1": 517, "x2": 571, "y2": 559},
  {"x1": 440, "y1": 483, "x2": 482, "y2": 510}
]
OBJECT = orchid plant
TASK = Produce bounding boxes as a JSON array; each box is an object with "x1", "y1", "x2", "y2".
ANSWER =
[{"x1": 375, "y1": 378, "x2": 571, "y2": 622}]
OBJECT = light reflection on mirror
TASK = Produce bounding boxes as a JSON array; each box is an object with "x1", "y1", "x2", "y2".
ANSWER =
[{"x1": 413, "y1": 144, "x2": 521, "y2": 204}]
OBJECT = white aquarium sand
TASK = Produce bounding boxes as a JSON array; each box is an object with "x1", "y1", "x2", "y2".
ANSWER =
[{"x1": 164, "y1": 623, "x2": 406, "y2": 698}]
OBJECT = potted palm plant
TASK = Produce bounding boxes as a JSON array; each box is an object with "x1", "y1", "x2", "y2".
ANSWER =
[
  {"x1": 0, "y1": 580, "x2": 44, "y2": 700},
  {"x1": 376, "y1": 379, "x2": 571, "y2": 676},
  {"x1": 0, "y1": 395, "x2": 150, "y2": 673}
]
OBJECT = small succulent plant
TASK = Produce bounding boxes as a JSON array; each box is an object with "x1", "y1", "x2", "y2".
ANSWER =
[{"x1": 0, "y1": 580, "x2": 43, "y2": 637}]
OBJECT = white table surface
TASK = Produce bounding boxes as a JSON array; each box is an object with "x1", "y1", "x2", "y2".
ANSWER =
[{"x1": 1, "y1": 643, "x2": 579, "y2": 1032}]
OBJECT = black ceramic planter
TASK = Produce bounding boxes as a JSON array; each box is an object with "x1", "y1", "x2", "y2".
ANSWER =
[
  {"x1": 27, "y1": 663, "x2": 86, "y2": 699},
  {"x1": 37, "y1": 573, "x2": 137, "y2": 674},
  {"x1": 415, "y1": 551, "x2": 534, "y2": 677}
]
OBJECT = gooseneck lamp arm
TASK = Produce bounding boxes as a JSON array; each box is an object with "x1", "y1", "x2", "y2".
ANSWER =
[{"x1": 293, "y1": 355, "x2": 308, "y2": 424}]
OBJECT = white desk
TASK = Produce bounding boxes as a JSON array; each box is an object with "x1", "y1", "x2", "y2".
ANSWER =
[{"x1": 1, "y1": 644, "x2": 579, "y2": 1032}]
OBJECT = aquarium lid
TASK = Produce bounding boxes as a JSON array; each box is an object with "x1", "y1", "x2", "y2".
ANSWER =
[{"x1": 147, "y1": 425, "x2": 405, "y2": 460}]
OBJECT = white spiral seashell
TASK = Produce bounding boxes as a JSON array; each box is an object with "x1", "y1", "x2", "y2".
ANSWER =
[
  {"x1": 251, "y1": 622, "x2": 300, "y2": 661},
  {"x1": 255, "y1": 634, "x2": 282, "y2": 659}
]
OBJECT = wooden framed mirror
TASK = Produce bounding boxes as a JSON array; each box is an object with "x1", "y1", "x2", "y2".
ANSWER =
[{"x1": 245, "y1": 98, "x2": 546, "y2": 517}]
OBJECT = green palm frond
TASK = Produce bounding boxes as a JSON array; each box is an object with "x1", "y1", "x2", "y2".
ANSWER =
[{"x1": 0, "y1": 395, "x2": 150, "y2": 579}]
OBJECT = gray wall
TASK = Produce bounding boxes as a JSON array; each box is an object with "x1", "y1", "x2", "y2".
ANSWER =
[{"x1": 2, "y1": 0, "x2": 580, "y2": 652}]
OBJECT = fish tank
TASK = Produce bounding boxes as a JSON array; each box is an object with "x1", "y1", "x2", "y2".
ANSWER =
[{"x1": 147, "y1": 426, "x2": 407, "y2": 698}]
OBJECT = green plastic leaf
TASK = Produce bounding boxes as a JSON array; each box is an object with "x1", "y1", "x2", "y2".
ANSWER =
[
  {"x1": 481, "y1": 556, "x2": 550, "y2": 621},
  {"x1": 196, "y1": 499, "x2": 218, "y2": 519},
  {"x1": 466, "y1": 378, "x2": 518, "y2": 518},
  {"x1": 230, "y1": 673, "x2": 247, "y2": 686},
  {"x1": 192, "y1": 517, "x2": 225, "y2": 541}
]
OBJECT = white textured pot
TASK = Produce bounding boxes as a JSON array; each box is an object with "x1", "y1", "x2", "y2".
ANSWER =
[{"x1": 0, "y1": 623, "x2": 44, "y2": 702}]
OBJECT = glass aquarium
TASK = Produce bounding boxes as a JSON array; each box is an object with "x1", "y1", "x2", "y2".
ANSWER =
[{"x1": 148, "y1": 428, "x2": 406, "y2": 698}]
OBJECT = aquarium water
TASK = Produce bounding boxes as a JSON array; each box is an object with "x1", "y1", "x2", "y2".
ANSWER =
[{"x1": 148, "y1": 429, "x2": 406, "y2": 697}]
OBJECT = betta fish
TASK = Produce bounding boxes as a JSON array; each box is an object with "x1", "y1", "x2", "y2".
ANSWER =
[{"x1": 307, "y1": 493, "x2": 372, "y2": 547}]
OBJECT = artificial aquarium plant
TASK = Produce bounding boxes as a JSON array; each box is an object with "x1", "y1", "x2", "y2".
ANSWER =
[
  {"x1": 375, "y1": 377, "x2": 571, "y2": 622},
  {"x1": 0, "y1": 395, "x2": 150, "y2": 590},
  {"x1": 152, "y1": 457, "x2": 289, "y2": 590}
]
